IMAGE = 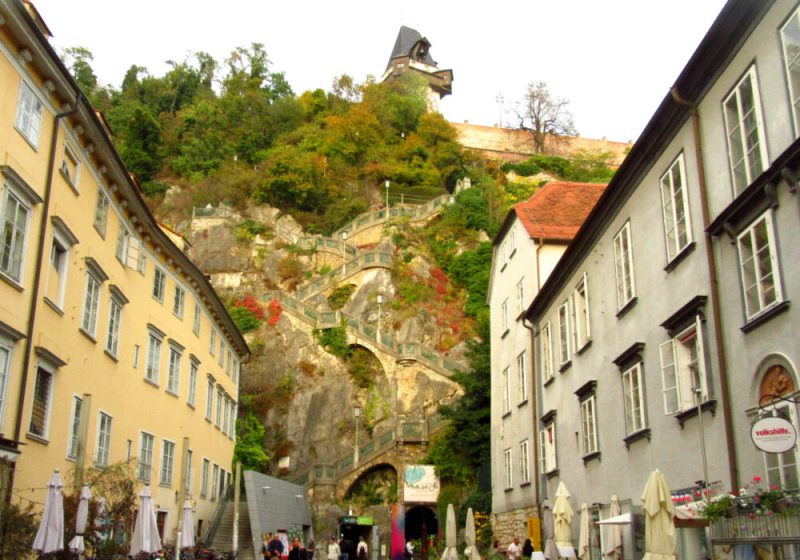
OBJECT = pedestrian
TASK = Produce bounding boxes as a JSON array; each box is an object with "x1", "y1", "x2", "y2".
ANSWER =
[
  {"x1": 493, "y1": 540, "x2": 502, "y2": 560},
  {"x1": 307, "y1": 539, "x2": 316, "y2": 560},
  {"x1": 405, "y1": 539, "x2": 414, "y2": 560},
  {"x1": 269, "y1": 532, "x2": 285, "y2": 559},
  {"x1": 263, "y1": 533, "x2": 273, "y2": 560},
  {"x1": 506, "y1": 538, "x2": 520, "y2": 560},
  {"x1": 328, "y1": 536, "x2": 341, "y2": 560},
  {"x1": 522, "y1": 539, "x2": 533, "y2": 560},
  {"x1": 289, "y1": 537, "x2": 305, "y2": 560},
  {"x1": 357, "y1": 536, "x2": 368, "y2": 560}
]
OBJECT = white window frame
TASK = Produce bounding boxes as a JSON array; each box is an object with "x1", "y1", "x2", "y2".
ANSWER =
[
  {"x1": 613, "y1": 221, "x2": 636, "y2": 310},
  {"x1": 557, "y1": 302, "x2": 570, "y2": 365},
  {"x1": 15, "y1": 81, "x2": 44, "y2": 149},
  {"x1": 193, "y1": 302, "x2": 201, "y2": 336},
  {"x1": 138, "y1": 431, "x2": 155, "y2": 482},
  {"x1": 81, "y1": 271, "x2": 102, "y2": 338},
  {"x1": 95, "y1": 411, "x2": 112, "y2": 468},
  {"x1": 659, "y1": 315, "x2": 709, "y2": 415},
  {"x1": 539, "y1": 421, "x2": 557, "y2": 474},
  {"x1": 516, "y1": 277, "x2": 525, "y2": 314},
  {"x1": 517, "y1": 351, "x2": 528, "y2": 404},
  {"x1": 762, "y1": 402, "x2": 799, "y2": 490},
  {"x1": 500, "y1": 241, "x2": 508, "y2": 270},
  {"x1": 0, "y1": 338, "x2": 12, "y2": 425},
  {"x1": 188, "y1": 359, "x2": 199, "y2": 407},
  {"x1": 160, "y1": 439, "x2": 175, "y2": 487},
  {"x1": 206, "y1": 378, "x2": 214, "y2": 420},
  {"x1": 580, "y1": 394, "x2": 599, "y2": 456},
  {"x1": 66, "y1": 395, "x2": 83, "y2": 460},
  {"x1": 503, "y1": 448, "x2": 513, "y2": 489},
  {"x1": 223, "y1": 397, "x2": 230, "y2": 435},
  {"x1": 210, "y1": 329, "x2": 217, "y2": 357},
  {"x1": 502, "y1": 366, "x2": 510, "y2": 415},
  {"x1": 173, "y1": 286, "x2": 185, "y2": 319},
  {"x1": 519, "y1": 439, "x2": 530, "y2": 485},
  {"x1": 152, "y1": 267, "x2": 166, "y2": 303},
  {"x1": 200, "y1": 458, "x2": 210, "y2": 498},
  {"x1": 29, "y1": 359, "x2": 57, "y2": 440},
  {"x1": 781, "y1": 9, "x2": 800, "y2": 137},
  {"x1": 60, "y1": 142, "x2": 81, "y2": 190},
  {"x1": 541, "y1": 322, "x2": 554, "y2": 383},
  {"x1": 723, "y1": 65, "x2": 768, "y2": 195},
  {"x1": 622, "y1": 363, "x2": 647, "y2": 435},
  {"x1": 46, "y1": 227, "x2": 72, "y2": 309},
  {"x1": 660, "y1": 154, "x2": 693, "y2": 263},
  {"x1": 146, "y1": 330, "x2": 163, "y2": 385},
  {"x1": 572, "y1": 273, "x2": 591, "y2": 351},
  {"x1": 216, "y1": 387, "x2": 223, "y2": 427},
  {"x1": 501, "y1": 299, "x2": 509, "y2": 333},
  {"x1": 167, "y1": 345, "x2": 182, "y2": 395},
  {"x1": 93, "y1": 189, "x2": 110, "y2": 237},
  {"x1": 218, "y1": 339, "x2": 224, "y2": 367},
  {"x1": 211, "y1": 463, "x2": 219, "y2": 500},
  {"x1": 105, "y1": 297, "x2": 123, "y2": 358},
  {"x1": 115, "y1": 225, "x2": 130, "y2": 264},
  {"x1": 737, "y1": 212, "x2": 783, "y2": 320},
  {"x1": 0, "y1": 186, "x2": 33, "y2": 283},
  {"x1": 510, "y1": 228, "x2": 517, "y2": 256}
]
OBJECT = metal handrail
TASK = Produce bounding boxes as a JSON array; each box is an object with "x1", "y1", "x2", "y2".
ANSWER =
[{"x1": 201, "y1": 484, "x2": 234, "y2": 545}]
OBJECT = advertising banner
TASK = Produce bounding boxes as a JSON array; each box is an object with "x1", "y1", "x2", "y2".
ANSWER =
[
  {"x1": 751, "y1": 416, "x2": 797, "y2": 453},
  {"x1": 402, "y1": 465, "x2": 440, "y2": 503}
]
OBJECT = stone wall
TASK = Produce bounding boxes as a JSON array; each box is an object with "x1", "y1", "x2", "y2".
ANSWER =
[{"x1": 492, "y1": 507, "x2": 539, "y2": 549}]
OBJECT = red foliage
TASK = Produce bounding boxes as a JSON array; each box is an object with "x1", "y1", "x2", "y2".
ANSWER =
[
  {"x1": 429, "y1": 266, "x2": 448, "y2": 285},
  {"x1": 234, "y1": 293, "x2": 266, "y2": 320},
  {"x1": 267, "y1": 298, "x2": 282, "y2": 326}
]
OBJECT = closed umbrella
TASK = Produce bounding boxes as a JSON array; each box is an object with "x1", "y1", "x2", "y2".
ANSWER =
[
  {"x1": 130, "y1": 485, "x2": 162, "y2": 556},
  {"x1": 604, "y1": 495, "x2": 623, "y2": 559},
  {"x1": 542, "y1": 500, "x2": 559, "y2": 560},
  {"x1": 441, "y1": 503, "x2": 458, "y2": 560},
  {"x1": 577, "y1": 503, "x2": 590, "y2": 560},
  {"x1": 68, "y1": 484, "x2": 91, "y2": 554},
  {"x1": 464, "y1": 508, "x2": 481, "y2": 560},
  {"x1": 180, "y1": 499, "x2": 195, "y2": 548},
  {"x1": 553, "y1": 482, "x2": 574, "y2": 549},
  {"x1": 33, "y1": 469, "x2": 65, "y2": 555},
  {"x1": 641, "y1": 470, "x2": 677, "y2": 560}
]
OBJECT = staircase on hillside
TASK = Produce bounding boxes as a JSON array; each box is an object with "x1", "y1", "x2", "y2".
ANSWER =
[{"x1": 206, "y1": 498, "x2": 255, "y2": 560}]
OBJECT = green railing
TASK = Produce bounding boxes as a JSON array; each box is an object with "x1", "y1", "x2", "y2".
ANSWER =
[{"x1": 294, "y1": 251, "x2": 393, "y2": 300}]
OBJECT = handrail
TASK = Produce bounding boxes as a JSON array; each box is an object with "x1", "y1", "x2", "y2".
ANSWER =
[
  {"x1": 294, "y1": 251, "x2": 393, "y2": 301},
  {"x1": 201, "y1": 484, "x2": 234, "y2": 545}
]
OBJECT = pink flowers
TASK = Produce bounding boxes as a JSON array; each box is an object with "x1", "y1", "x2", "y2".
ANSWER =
[{"x1": 752, "y1": 476, "x2": 762, "y2": 483}]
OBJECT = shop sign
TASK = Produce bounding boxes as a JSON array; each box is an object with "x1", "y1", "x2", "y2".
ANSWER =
[
  {"x1": 403, "y1": 465, "x2": 440, "y2": 503},
  {"x1": 751, "y1": 416, "x2": 797, "y2": 453}
]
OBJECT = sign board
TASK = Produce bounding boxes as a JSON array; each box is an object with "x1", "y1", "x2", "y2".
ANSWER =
[
  {"x1": 402, "y1": 465, "x2": 440, "y2": 503},
  {"x1": 751, "y1": 416, "x2": 797, "y2": 453}
]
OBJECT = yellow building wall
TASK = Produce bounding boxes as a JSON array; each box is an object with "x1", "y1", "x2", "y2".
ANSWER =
[{"x1": 0, "y1": 21, "x2": 245, "y2": 544}]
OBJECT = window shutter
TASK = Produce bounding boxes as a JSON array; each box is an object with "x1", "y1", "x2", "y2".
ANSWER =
[
  {"x1": 539, "y1": 430, "x2": 546, "y2": 473},
  {"x1": 126, "y1": 237, "x2": 141, "y2": 270},
  {"x1": 548, "y1": 425, "x2": 557, "y2": 470},
  {"x1": 694, "y1": 315, "x2": 709, "y2": 401},
  {"x1": 583, "y1": 273, "x2": 591, "y2": 341},
  {"x1": 660, "y1": 339, "x2": 680, "y2": 414}
]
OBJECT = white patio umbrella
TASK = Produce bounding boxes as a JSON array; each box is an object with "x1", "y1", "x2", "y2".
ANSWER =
[
  {"x1": 180, "y1": 499, "x2": 195, "y2": 548},
  {"x1": 577, "y1": 503, "x2": 590, "y2": 560},
  {"x1": 33, "y1": 469, "x2": 65, "y2": 555},
  {"x1": 464, "y1": 508, "x2": 481, "y2": 560},
  {"x1": 641, "y1": 470, "x2": 677, "y2": 560},
  {"x1": 542, "y1": 500, "x2": 559, "y2": 560},
  {"x1": 130, "y1": 485, "x2": 162, "y2": 556},
  {"x1": 553, "y1": 481, "x2": 574, "y2": 549},
  {"x1": 68, "y1": 484, "x2": 92, "y2": 554},
  {"x1": 441, "y1": 503, "x2": 458, "y2": 560},
  {"x1": 604, "y1": 495, "x2": 623, "y2": 559}
]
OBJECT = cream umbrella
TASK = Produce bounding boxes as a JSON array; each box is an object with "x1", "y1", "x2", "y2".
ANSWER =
[
  {"x1": 32, "y1": 469, "x2": 65, "y2": 555},
  {"x1": 68, "y1": 484, "x2": 91, "y2": 554},
  {"x1": 604, "y1": 495, "x2": 623, "y2": 559},
  {"x1": 180, "y1": 499, "x2": 195, "y2": 548},
  {"x1": 130, "y1": 485, "x2": 162, "y2": 555},
  {"x1": 464, "y1": 508, "x2": 481, "y2": 560},
  {"x1": 441, "y1": 503, "x2": 458, "y2": 560},
  {"x1": 641, "y1": 470, "x2": 677, "y2": 560},
  {"x1": 542, "y1": 500, "x2": 559, "y2": 560},
  {"x1": 577, "y1": 503, "x2": 590, "y2": 560},
  {"x1": 553, "y1": 482, "x2": 574, "y2": 549}
]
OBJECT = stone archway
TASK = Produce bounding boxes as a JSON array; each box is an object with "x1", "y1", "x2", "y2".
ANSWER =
[
  {"x1": 405, "y1": 505, "x2": 439, "y2": 553},
  {"x1": 343, "y1": 463, "x2": 398, "y2": 504}
]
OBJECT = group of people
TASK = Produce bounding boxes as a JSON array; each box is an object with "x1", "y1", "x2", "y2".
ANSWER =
[
  {"x1": 262, "y1": 532, "x2": 316, "y2": 560},
  {"x1": 325, "y1": 535, "x2": 369, "y2": 560},
  {"x1": 497, "y1": 537, "x2": 535, "y2": 560}
]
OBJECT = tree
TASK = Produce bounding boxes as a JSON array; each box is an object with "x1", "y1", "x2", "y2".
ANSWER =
[
  {"x1": 61, "y1": 46, "x2": 98, "y2": 95},
  {"x1": 514, "y1": 81, "x2": 576, "y2": 153}
]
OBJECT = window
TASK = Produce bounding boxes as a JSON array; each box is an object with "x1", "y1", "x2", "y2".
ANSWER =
[
  {"x1": 160, "y1": 440, "x2": 175, "y2": 486},
  {"x1": 764, "y1": 403, "x2": 799, "y2": 490},
  {"x1": 613, "y1": 222, "x2": 635, "y2": 310},
  {"x1": 558, "y1": 302, "x2": 570, "y2": 365},
  {"x1": 93, "y1": 190, "x2": 110, "y2": 237},
  {"x1": 501, "y1": 299, "x2": 509, "y2": 333},
  {"x1": 502, "y1": 366, "x2": 510, "y2": 415},
  {"x1": 67, "y1": 396, "x2": 83, "y2": 460},
  {"x1": 519, "y1": 439, "x2": 530, "y2": 485},
  {"x1": 15, "y1": 81, "x2": 43, "y2": 148},
  {"x1": 660, "y1": 155, "x2": 692, "y2": 262},
  {"x1": 226, "y1": 349, "x2": 232, "y2": 377},
  {"x1": 173, "y1": 286, "x2": 185, "y2": 319},
  {"x1": 782, "y1": 10, "x2": 800, "y2": 136},
  {"x1": 105, "y1": 298, "x2": 123, "y2": 357},
  {"x1": 223, "y1": 397, "x2": 230, "y2": 435},
  {"x1": 60, "y1": 143, "x2": 80, "y2": 188},
  {"x1": 0, "y1": 340, "x2": 12, "y2": 424},
  {"x1": 516, "y1": 278, "x2": 525, "y2": 314},
  {"x1": 510, "y1": 228, "x2": 517, "y2": 255},
  {"x1": 622, "y1": 363, "x2": 647, "y2": 435},
  {"x1": 503, "y1": 448, "x2": 513, "y2": 489},
  {"x1": 571, "y1": 274, "x2": 591, "y2": 350},
  {"x1": 29, "y1": 365, "x2": 54, "y2": 438},
  {"x1": 46, "y1": 225, "x2": 73, "y2": 309},
  {"x1": 541, "y1": 322, "x2": 554, "y2": 383},
  {"x1": 188, "y1": 359, "x2": 198, "y2": 407},
  {"x1": 659, "y1": 316, "x2": 708, "y2": 415},
  {"x1": 218, "y1": 338, "x2": 224, "y2": 367},
  {"x1": 200, "y1": 458, "x2": 210, "y2": 498},
  {"x1": 210, "y1": 329, "x2": 217, "y2": 356},
  {"x1": 152, "y1": 267, "x2": 166, "y2": 303},
  {"x1": 81, "y1": 271, "x2": 102, "y2": 337},
  {"x1": 146, "y1": 331, "x2": 163, "y2": 384},
  {"x1": 193, "y1": 302, "x2": 201, "y2": 335},
  {"x1": 500, "y1": 242, "x2": 508, "y2": 270},
  {"x1": 539, "y1": 420, "x2": 557, "y2": 474},
  {"x1": 205, "y1": 378, "x2": 214, "y2": 420},
  {"x1": 737, "y1": 213, "x2": 783, "y2": 320},
  {"x1": 115, "y1": 226, "x2": 129, "y2": 263},
  {"x1": 184, "y1": 449, "x2": 192, "y2": 493},
  {"x1": 229, "y1": 402, "x2": 237, "y2": 439},
  {"x1": 211, "y1": 463, "x2": 219, "y2": 500},
  {"x1": 580, "y1": 395, "x2": 599, "y2": 456},
  {"x1": 517, "y1": 351, "x2": 527, "y2": 404},
  {"x1": 723, "y1": 66, "x2": 768, "y2": 194},
  {"x1": 216, "y1": 387, "x2": 223, "y2": 427},
  {"x1": 95, "y1": 412, "x2": 112, "y2": 468},
  {"x1": 0, "y1": 187, "x2": 32, "y2": 282},
  {"x1": 138, "y1": 432, "x2": 155, "y2": 482},
  {"x1": 167, "y1": 345, "x2": 182, "y2": 395}
]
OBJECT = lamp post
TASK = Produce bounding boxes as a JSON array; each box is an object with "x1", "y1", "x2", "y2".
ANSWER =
[
  {"x1": 354, "y1": 405, "x2": 361, "y2": 465},
  {"x1": 341, "y1": 230, "x2": 348, "y2": 260},
  {"x1": 385, "y1": 180, "x2": 390, "y2": 210},
  {"x1": 694, "y1": 385, "x2": 710, "y2": 502},
  {"x1": 377, "y1": 293, "x2": 383, "y2": 344}
]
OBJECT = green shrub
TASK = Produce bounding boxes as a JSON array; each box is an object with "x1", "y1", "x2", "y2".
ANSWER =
[
  {"x1": 228, "y1": 305, "x2": 261, "y2": 333},
  {"x1": 315, "y1": 324, "x2": 350, "y2": 358},
  {"x1": 328, "y1": 284, "x2": 357, "y2": 310},
  {"x1": 236, "y1": 219, "x2": 268, "y2": 241},
  {"x1": 501, "y1": 160, "x2": 541, "y2": 177}
]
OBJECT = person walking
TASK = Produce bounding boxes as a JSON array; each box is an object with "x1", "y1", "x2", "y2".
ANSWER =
[
  {"x1": 522, "y1": 539, "x2": 533, "y2": 560},
  {"x1": 289, "y1": 538, "x2": 305, "y2": 560},
  {"x1": 269, "y1": 533, "x2": 285, "y2": 559},
  {"x1": 263, "y1": 533, "x2": 273, "y2": 560},
  {"x1": 327, "y1": 536, "x2": 341, "y2": 560},
  {"x1": 357, "y1": 536, "x2": 368, "y2": 560},
  {"x1": 307, "y1": 539, "x2": 316, "y2": 560},
  {"x1": 405, "y1": 539, "x2": 414, "y2": 560},
  {"x1": 507, "y1": 538, "x2": 520, "y2": 560}
]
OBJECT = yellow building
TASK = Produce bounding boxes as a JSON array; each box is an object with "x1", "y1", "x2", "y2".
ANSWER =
[{"x1": 0, "y1": 0, "x2": 250, "y2": 544}]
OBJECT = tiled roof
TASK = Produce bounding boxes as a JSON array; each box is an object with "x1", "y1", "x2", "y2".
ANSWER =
[
  {"x1": 387, "y1": 25, "x2": 437, "y2": 69},
  {"x1": 515, "y1": 181, "x2": 606, "y2": 241}
]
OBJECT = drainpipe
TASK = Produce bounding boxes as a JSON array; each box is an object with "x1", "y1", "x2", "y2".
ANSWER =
[
  {"x1": 522, "y1": 317, "x2": 539, "y2": 509},
  {"x1": 13, "y1": 92, "x2": 80, "y2": 446},
  {"x1": 670, "y1": 87, "x2": 739, "y2": 491}
]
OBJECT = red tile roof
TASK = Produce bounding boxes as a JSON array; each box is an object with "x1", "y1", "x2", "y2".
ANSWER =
[{"x1": 515, "y1": 181, "x2": 606, "y2": 241}]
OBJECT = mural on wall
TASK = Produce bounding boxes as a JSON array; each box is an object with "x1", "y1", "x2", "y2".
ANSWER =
[
  {"x1": 402, "y1": 465, "x2": 440, "y2": 504},
  {"x1": 391, "y1": 503, "x2": 406, "y2": 560}
]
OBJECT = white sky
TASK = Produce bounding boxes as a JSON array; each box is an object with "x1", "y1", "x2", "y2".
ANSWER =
[{"x1": 33, "y1": 0, "x2": 728, "y2": 143}]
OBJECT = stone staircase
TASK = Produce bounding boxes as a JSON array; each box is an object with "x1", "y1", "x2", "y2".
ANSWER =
[{"x1": 207, "y1": 498, "x2": 255, "y2": 560}]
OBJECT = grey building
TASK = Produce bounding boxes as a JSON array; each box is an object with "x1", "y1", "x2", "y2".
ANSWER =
[{"x1": 521, "y1": 0, "x2": 800, "y2": 557}]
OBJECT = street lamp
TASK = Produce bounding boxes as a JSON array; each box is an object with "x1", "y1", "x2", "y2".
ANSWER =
[
  {"x1": 384, "y1": 180, "x2": 390, "y2": 210},
  {"x1": 377, "y1": 293, "x2": 383, "y2": 344},
  {"x1": 341, "y1": 231, "x2": 348, "y2": 260},
  {"x1": 694, "y1": 385, "x2": 710, "y2": 502},
  {"x1": 354, "y1": 405, "x2": 361, "y2": 465}
]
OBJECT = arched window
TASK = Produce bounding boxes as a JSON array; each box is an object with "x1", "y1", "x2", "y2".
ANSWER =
[{"x1": 758, "y1": 364, "x2": 799, "y2": 490}]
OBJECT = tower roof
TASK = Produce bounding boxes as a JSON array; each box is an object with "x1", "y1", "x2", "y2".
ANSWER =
[{"x1": 386, "y1": 25, "x2": 437, "y2": 70}]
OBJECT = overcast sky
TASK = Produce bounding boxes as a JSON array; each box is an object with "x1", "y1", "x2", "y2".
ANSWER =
[{"x1": 34, "y1": 0, "x2": 728, "y2": 143}]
